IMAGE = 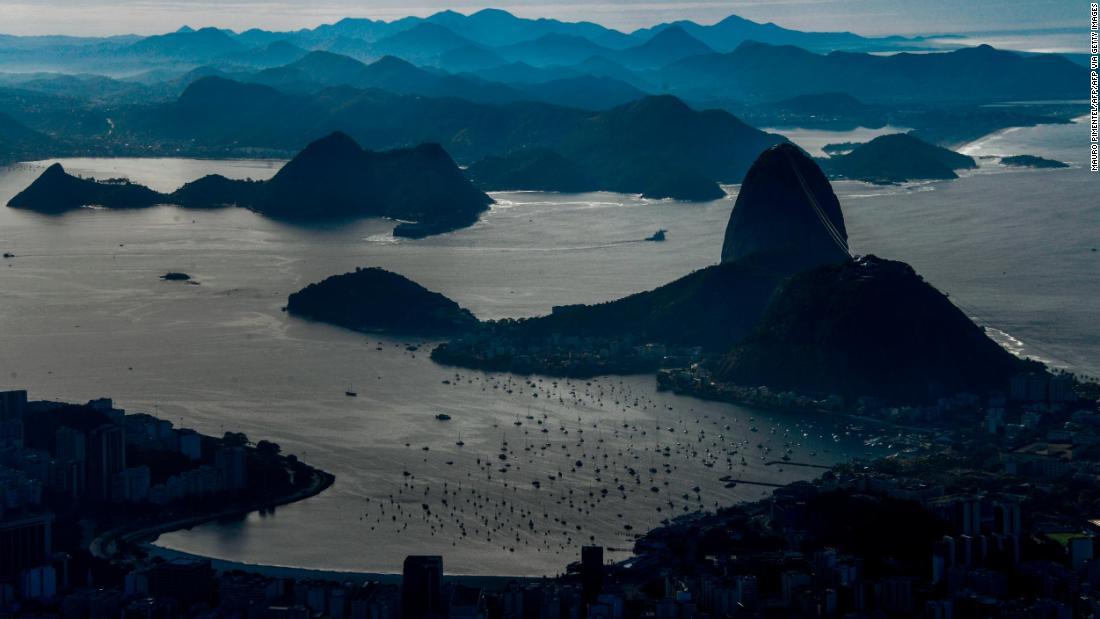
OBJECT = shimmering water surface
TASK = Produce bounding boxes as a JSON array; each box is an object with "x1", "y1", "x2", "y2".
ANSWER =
[{"x1": 0, "y1": 118, "x2": 1095, "y2": 575}]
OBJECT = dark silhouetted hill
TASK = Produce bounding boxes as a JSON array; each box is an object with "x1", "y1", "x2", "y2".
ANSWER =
[
  {"x1": 466, "y1": 149, "x2": 599, "y2": 193},
  {"x1": 8, "y1": 163, "x2": 164, "y2": 211},
  {"x1": 10, "y1": 133, "x2": 492, "y2": 236},
  {"x1": 721, "y1": 143, "x2": 849, "y2": 270},
  {"x1": 287, "y1": 267, "x2": 479, "y2": 336},
  {"x1": 0, "y1": 111, "x2": 56, "y2": 163},
  {"x1": 715, "y1": 255, "x2": 1035, "y2": 402},
  {"x1": 661, "y1": 42, "x2": 1086, "y2": 104}
]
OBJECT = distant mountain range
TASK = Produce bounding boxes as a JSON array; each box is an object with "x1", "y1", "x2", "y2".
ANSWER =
[
  {"x1": 0, "y1": 32, "x2": 1082, "y2": 119},
  {"x1": 0, "y1": 9, "x2": 933, "y2": 74},
  {"x1": 657, "y1": 42, "x2": 1084, "y2": 104},
  {"x1": 113, "y1": 80, "x2": 785, "y2": 196},
  {"x1": 0, "y1": 9, "x2": 1086, "y2": 167},
  {"x1": 467, "y1": 96, "x2": 785, "y2": 200}
]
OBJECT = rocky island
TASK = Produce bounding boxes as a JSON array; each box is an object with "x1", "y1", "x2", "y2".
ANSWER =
[
  {"x1": 1000, "y1": 154, "x2": 1069, "y2": 168},
  {"x1": 286, "y1": 267, "x2": 479, "y2": 336},
  {"x1": 8, "y1": 132, "x2": 493, "y2": 238},
  {"x1": 7, "y1": 163, "x2": 165, "y2": 211},
  {"x1": 820, "y1": 133, "x2": 977, "y2": 182}
]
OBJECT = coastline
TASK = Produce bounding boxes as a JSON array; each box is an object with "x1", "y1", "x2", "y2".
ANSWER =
[
  {"x1": 141, "y1": 544, "x2": 550, "y2": 587},
  {"x1": 89, "y1": 466, "x2": 336, "y2": 563}
]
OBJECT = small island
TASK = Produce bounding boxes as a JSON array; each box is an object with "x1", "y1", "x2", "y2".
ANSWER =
[
  {"x1": 286, "y1": 267, "x2": 480, "y2": 336},
  {"x1": 1000, "y1": 154, "x2": 1069, "y2": 168},
  {"x1": 160, "y1": 271, "x2": 192, "y2": 282},
  {"x1": 7, "y1": 162, "x2": 165, "y2": 212},
  {"x1": 8, "y1": 132, "x2": 493, "y2": 238},
  {"x1": 820, "y1": 133, "x2": 977, "y2": 183}
]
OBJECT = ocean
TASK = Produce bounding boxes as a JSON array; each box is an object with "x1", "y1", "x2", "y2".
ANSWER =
[{"x1": 0, "y1": 117, "x2": 1094, "y2": 575}]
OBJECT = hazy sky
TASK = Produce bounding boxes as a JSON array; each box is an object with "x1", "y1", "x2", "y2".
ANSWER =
[{"x1": 0, "y1": 0, "x2": 1084, "y2": 39}]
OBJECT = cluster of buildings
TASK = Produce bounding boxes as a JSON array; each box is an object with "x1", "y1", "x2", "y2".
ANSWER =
[
  {"x1": 612, "y1": 471, "x2": 1095, "y2": 618},
  {"x1": 656, "y1": 370, "x2": 844, "y2": 414},
  {"x1": 2, "y1": 363, "x2": 1099, "y2": 618},
  {"x1": 0, "y1": 390, "x2": 251, "y2": 609},
  {"x1": 3, "y1": 551, "x2": 610, "y2": 619}
]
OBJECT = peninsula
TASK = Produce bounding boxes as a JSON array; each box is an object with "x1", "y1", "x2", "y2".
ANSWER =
[
  {"x1": 820, "y1": 133, "x2": 977, "y2": 183},
  {"x1": 432, "y1": 143, "x2": 1047, "y2": 410},
  {"x1": 433, "y1": 143, "x2": 850, "y2": 377},
  {"x1": 1000, "y1": 154, "x2": 1069, "y2": 168},
  {"x1": 0, "y1": 390, "x2": 333, "y2": 605},
  {"x1": 8, "y1": 132, "x2": 493, "y2": 238}
]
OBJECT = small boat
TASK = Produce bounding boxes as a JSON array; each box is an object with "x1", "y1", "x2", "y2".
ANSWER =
[
  {"x1": 435, "y1": 413, "x2": 452, "y2": 421},
  {"x1": 345, "y1": 390, "x2": 358, "y2": 397}
]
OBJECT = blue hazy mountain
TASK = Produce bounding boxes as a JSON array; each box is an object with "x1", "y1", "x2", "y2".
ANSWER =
[
  {"x1": 632, "y1": 14, "x2": 915, "y2": 54},
  {"x1": 497, "y1": 33, "x2": 613, "y2": 67},
  {"x1": 661, "y1": 42, "x2": 1084, "y2": 104},
  {"x1": 135, "y1": 78, "x2": 778, "y2": 196},
  {"x1": 122, "y1": 26, "x2": 243, "y2": 60},
  {"x1": 247, "y1": 51, "x2": 519, "y2": 102},
  {"x1": 467, "y1": 96, "x2": 785, "y2": 200},
  {"x1": 510, "y1": 75, "x2": 646, "y2": 110},
  {"x1": 244, "y1": 52, "x2": 636, "y2": 108},
  {"x1": 613, "y1": 26, "x2": 714, "y2": 69},
  {"x1": 435, "y1": 44, "x2": 507, "y2": 73},
  {"x1": 365, "y1": 22, "x2": 482, "y2": 65},
  {"x1": 422, "y1": 8, "x2": 634, "y2": 49},
  {"x1": 217, "y1": 40, "x2": 309, "y2": 69}
]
